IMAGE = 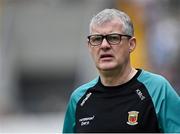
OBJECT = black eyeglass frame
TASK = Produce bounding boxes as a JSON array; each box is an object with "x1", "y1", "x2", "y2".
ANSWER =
[{"x1": 87, "y1": 33, "x2": 132, "y2": 46}]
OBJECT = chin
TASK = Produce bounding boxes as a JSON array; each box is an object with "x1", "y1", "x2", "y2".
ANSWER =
[{"x1": 98, "y1": 64, "x2": 117, "y2": 71}]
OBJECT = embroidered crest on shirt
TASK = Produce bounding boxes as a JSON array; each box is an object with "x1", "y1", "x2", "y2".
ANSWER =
[{"x1": 127, "y1": 111, "x2": 139, "y2": 125}]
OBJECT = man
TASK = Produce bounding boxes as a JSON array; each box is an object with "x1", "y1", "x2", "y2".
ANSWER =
[{"x1": 62, "y1": 9, "x2": 180, "y2": 133}]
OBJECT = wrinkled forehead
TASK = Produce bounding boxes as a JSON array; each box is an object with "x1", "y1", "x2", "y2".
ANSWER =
[{"x1": 90, "y1": 19, "x2": 124, "y2": 34}]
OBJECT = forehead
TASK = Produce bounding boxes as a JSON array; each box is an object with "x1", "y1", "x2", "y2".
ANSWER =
[{"x1": 90, "y1": 19, "x2": 123, "y2": 34}]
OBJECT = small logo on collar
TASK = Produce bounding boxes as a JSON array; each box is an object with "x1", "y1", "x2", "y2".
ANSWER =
[
  {"x1": 136, "y1": 89, "x2": 145, "y2": 100},
  {"x1": 127, "y1": 111, "x2": 139, "y2": 125}
]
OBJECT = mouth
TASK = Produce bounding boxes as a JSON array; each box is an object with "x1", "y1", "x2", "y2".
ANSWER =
[{"x1": 100, "y1": 54, "x2": 114, "y2": 60}]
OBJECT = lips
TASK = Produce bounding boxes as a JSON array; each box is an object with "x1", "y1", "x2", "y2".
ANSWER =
[{"x1": 100, "y1": 54, "x2": 113, "y2": 59}]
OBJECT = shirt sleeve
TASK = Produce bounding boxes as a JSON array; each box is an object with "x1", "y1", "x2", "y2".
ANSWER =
[
  {"x1": 138, "y1": 71, "x2": 180, "y2": 133},
  {"x1": 62, "y1": 78, "x2": 99, "y2": 133},
  {"x1": 157, "y1": 79, "x2": 180, "y2": 133},
  {"x1": 62, "y1": 95, "x2": 76, "y2": 133}
]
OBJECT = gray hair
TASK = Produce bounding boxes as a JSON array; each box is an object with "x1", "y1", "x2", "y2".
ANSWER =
[{"x1": 89, "y1": 9, "x2": 134, "y2": 36}]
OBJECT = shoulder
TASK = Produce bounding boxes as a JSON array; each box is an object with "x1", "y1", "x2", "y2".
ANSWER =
[
  {"x1": 137, "y1": 69, "x2": 169, "y2": 86},
  {"x1": 137, "y1": 70, "x2": 180, "y2": 133},
  {"x1": 63, "y1": 78, "x2": 98, "y2": 133},
  {"x1": 137, "y1": 69, "x2": 173, "y2": 98},
  {"x1": 70, "y1": 77, "x2": 99, "y2": 103},
  {"x1": 137, "y1": 69, "x2": 179, "y2": 107}
]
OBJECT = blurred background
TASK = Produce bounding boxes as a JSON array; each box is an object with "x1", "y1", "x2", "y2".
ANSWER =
[{"x1": 0, "y1": 0, "x2": 179, "y2": 133}]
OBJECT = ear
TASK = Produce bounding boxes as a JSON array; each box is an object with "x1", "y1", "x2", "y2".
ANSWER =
[{"x1": 129, "y1": 37, "x2": 136, "y2": 53}]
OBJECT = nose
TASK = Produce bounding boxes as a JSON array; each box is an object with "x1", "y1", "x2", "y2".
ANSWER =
[{"x1": 100, "y1": 38, "x2": 111, "y2": 48}]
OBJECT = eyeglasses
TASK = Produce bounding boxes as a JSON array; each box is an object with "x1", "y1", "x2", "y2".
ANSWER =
[{"x1": 87, "y1": 33, "x2": 132, "y2": 46}]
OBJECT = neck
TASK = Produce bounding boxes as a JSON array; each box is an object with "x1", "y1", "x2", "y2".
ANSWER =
[{"x1": 99, "y1": 66, "x2": 137, "y2": 86}]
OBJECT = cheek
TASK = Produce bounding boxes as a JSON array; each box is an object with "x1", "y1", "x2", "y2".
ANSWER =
[
  {"x1": 115, "y1": 47, "x2": 129, "y2": 60},
  {"x1": 89, "y1": 48, "x2": 98, "y2": 61}
]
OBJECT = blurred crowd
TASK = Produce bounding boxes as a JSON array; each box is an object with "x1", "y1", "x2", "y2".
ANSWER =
[{"x1": 145, "y1": 0, "x2": 180, "y2": 94}]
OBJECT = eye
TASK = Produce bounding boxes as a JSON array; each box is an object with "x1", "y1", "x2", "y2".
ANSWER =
[
  {"x1": 90, "y1": 35, "x2": 102, "y2": 43},
  {"x1": 107, "y1": 34, "x2": 121, "y2": 44}
]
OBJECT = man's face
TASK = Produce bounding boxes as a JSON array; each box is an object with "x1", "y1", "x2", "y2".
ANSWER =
[{"x1": 88, "y1": 19, "x2": 135, "y2": 72}]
